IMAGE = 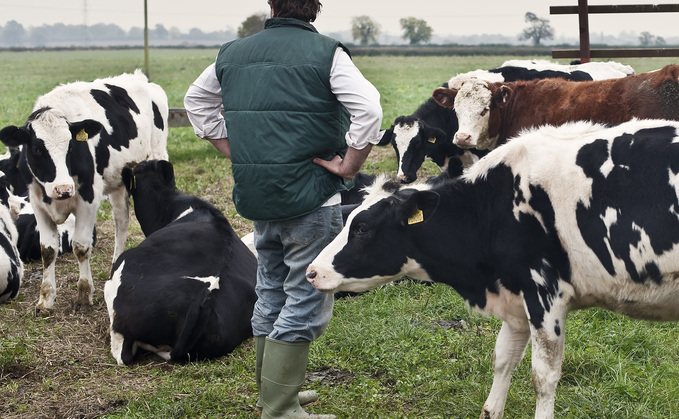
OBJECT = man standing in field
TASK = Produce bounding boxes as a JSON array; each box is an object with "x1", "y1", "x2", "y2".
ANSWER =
[{"x1": 184, "y1": 0, "x2": 382, "y2": 417}]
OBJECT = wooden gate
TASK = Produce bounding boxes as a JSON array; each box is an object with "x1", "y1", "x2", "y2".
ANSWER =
[{"x1": 550, "y1": 0, "x2": 679, "y2": 62}]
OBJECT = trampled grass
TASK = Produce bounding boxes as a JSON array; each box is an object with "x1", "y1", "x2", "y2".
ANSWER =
[{"x1": 0, "y1": 49, "x2": 678, "y2": 418}]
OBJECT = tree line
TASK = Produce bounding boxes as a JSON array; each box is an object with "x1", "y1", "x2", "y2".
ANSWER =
[
  {"x1": 2, "y1": 12, "x2": 671, "y2": 49},
  {"x1": 0, "y1": 20, "x2": 236, "y2": 47}
]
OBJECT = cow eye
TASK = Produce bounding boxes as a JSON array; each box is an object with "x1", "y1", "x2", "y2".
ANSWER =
[
  {"x1": 480, "y1": 107, "x2": 490, "y2": 117},
  {"x1": 353, "y1": 222, "x2": 371, "y2": 237}
]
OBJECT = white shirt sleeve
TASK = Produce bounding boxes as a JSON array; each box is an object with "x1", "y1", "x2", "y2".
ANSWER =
[
  {"x1": 184, "y1": 63, "x2": 228, "y2": 140},
  {"x1": 330, "y1": 48, "x2": 383, "y2": 150}
]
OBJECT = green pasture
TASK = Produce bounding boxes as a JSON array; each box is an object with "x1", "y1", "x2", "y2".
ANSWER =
[{"x1": 0, "y1": 49, "x2": 678, "y2": 418}]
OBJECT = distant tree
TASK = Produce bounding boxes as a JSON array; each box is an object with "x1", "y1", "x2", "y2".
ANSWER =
[
  {"x1": 639, "y1": 31, "x2": 666, "y2": 46},
  {"x1": 90, "y1": 23, "x2": 126, "y2": 41},
  {"x1": 519, "y1": 12, "x2": 554, "y2": 46},
  {"x1": 238, "y1": 13, "x2": 267, "y2": 38},
  {"x1": 2, "y1": 20, "x2": 27, "y2": 46},
  {"x1": 151, "y1": 24, "x2": 169, "y2": 40},
  {"x1": 399, "y1": 17, "x2": 432, "y2": 45},
  {"x1": 351, "y1": 16, "x2": 380, "y2": 46}
]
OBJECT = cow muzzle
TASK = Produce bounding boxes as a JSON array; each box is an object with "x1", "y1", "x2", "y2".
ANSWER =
[
  {"x1": 53, "y1": 184, "x2": 75, "y2": 200},
  {"x1": 454, "y1": 132, "x2": 474, "y2": 148},
  {"x1": 306, "y1": 267, "x2": 338, "y2": 293},
  {"x1": 397, "y1": 173, "x2": 416, "y2": 184}
]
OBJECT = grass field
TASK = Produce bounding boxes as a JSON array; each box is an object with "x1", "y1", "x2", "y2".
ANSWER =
[{"x1": 0, "y1": 49, "x2": 678, "y2": 418}]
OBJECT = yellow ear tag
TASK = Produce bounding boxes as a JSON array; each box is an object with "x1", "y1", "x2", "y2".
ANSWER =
[
  {"x1": 75, "y1": 129, "x2": 88, "y2": 142},
  {"x1": 407, "y1": 208, "x2": 424, "y2": 225},
  {"x1": 428, "y1": 137, "x2": 437, "y2": 144},
  {"x1": 129, "y1": 175, "x2": 136, "y2": 190}
]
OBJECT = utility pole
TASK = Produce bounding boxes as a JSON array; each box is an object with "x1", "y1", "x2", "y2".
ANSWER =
[
  {"x1": 83, "y1": 0, "x2": 88, "y2": 44},
  {"x1": 144, "y1": 0, "x2": 150, "y2": 78}
]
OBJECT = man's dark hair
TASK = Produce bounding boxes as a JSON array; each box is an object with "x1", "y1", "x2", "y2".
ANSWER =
[{"x1": 269, "y1": 0, "x2": 322, "y2": 22}]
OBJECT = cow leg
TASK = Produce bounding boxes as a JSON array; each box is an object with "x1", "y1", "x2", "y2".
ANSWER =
[
  {"x1": 72, "y1": 206, "x2": 97, "y2": 307},
  {"x1": 110, "y1": 329, "x2": 126, "y2": 365},
  {"x1": 34, "y1": 211, "x2": 60, "y2": 311},
  {"x1": 529, "y1": 312, "x2": 567, "y2": 419},
  {"x1": 481, "y1": 320, "x2": 531, "y2": 419},
  {"x1": 108, "y1": 186, "x2": 130, "y2": 262}
]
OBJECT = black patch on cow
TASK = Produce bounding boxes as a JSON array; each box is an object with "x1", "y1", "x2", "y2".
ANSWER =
[
  {"x1": 152, "y1": 101, "x2": 164, "y2": 131},
  {"x1": 575, "y1": 126, "x2": 679, "y2": 283},
  {"x1": 67, "y1": 138, "x2": 96, "y2": 203},
  {"x1": 20, "y1": 124, "x2": 58, "y2": 191},
  {"x1": 0, "y1": 222, "x2": 21, "y2": 301},
  {"x1": 90, "y1": 84, "x2": 140, "y2": 177},
  {"x1": 513, "y1": 175, "x2": 526, "y2": 206},
  {"x1": 489, "y1": 67, "x2": 594, "y2": 82},
  {"x1": 517, "y1": 183, "x2": 571, "y2": 328}
]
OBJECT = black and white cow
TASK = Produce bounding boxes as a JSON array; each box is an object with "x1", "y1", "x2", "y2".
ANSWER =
[
  {"x1": 105, "y1": 160, "x2": 257, "y2": 365},
  {"x1": 379, "y1": 83, "x2": 488, "y2": 184},
  {"x1": 0, "y1": 171, "x2": 23, "y2": 303},
  {"x1": 0, "y1": 70, "x2": 168, "y2": 311},
  {"x1": 381, "y1": 60, "x2": 634, "y2": 183},
  {"x1": 0, "y1": 148, "x2": 28, "y2": 196},
  {"x1": 498, "y1": 59, "x2": 634, "y2": 80},
  {"x1": 307, "y1": 118, "x2": 679, "y2": 419}
]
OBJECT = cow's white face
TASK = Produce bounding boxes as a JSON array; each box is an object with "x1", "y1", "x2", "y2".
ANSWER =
[
  {"x1": 393, "y1": 121, "x2": 421, "y2": 182},
  {"x1": 30, "y1": 117, "x2": 75, "y2": 200},
  {"x1": 452, "y1": 79, "x2": 496, "y2": 150}
]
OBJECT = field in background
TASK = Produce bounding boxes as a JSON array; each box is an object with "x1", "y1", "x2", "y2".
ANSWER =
[{"x1": 0, "y1": 50, "x2": 678, "y2": 418}]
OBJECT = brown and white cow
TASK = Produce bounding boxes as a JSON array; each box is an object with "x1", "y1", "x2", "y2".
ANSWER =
[
  {"x1": 306, "y1": 118, "x2": 679, "y2": 418},
  {"x1": 0, "y1": 70, "x2": 168, "y2": 311},
  {"x1": 432, "y1": 64, "x2": 679, "y2": 150}
]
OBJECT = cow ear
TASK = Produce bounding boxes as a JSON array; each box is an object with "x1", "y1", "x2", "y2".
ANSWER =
[
  {"x1": 397, "y1": 190, "x2": 440, "y2": 226},
  {"x1": 493, "y1": 85, "x2": 513, "y2": 108},
  {"x1": 432, "y1": 87, "x2": 458, "y2": 109},
  {"x1": 158, "y1": 160, "x2": 176, "y2": 189},
  {"x1": 69, "y1": 119, "x2": 103, "y2": 142},
  {"x1": 377, "y1": 126, "x2": 394, "y2": 146},
  {"x1": 121, "y1": 167, "x2": 135, "y2": 193},
  {"x1": 419, "y1": 122, "x2": 448, "y2": 145},
  {"x1": 0, "y1": 126, "x2": 31, "y2": 148}
]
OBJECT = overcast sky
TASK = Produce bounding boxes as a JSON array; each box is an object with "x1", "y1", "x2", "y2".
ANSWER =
[{"x1": 2, "y1": 0, "x2": 678, "y2": 40}]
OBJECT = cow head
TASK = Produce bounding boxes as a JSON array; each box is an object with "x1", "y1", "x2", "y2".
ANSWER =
[
  {"x1": 122, "y1": 159, "x2": 177, "y2": 236},
  {"x1": 306, "y1": 177, "x2": 439, "y2": 293},
  {"x1": 388, "y1": 116, "x2": 450, "y2": 184},
  {"x1": 433, "y1": 79, "x2": 512, "y2": 151},
  {"x1": 0, "y1": 109, "x2": 102, "y2": 201}
]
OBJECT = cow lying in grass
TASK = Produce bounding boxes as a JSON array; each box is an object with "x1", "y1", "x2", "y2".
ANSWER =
[{"x1": 104, "y1": 160, "x2": 257, "y2": 365}]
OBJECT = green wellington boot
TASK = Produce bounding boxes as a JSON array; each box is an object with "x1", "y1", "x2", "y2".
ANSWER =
[
  {"x1": 254, "y1": 336, "x2": 318, "y2": 411},
  {"x1": 260, "y1": 337, "x2": 335, "y2": 419}
]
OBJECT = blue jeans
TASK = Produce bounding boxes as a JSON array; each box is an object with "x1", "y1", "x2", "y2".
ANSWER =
[{"x1": 251, "y1": 205, "x2": 343, "y2": 342}]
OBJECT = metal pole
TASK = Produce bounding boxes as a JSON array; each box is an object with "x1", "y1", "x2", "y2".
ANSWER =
[
  {"x1": 578, "y1": 0, "x2": 591, "y2": 63},
  {"x1": 144, "y1": 0, "x2": 150, "y2": 78}
]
